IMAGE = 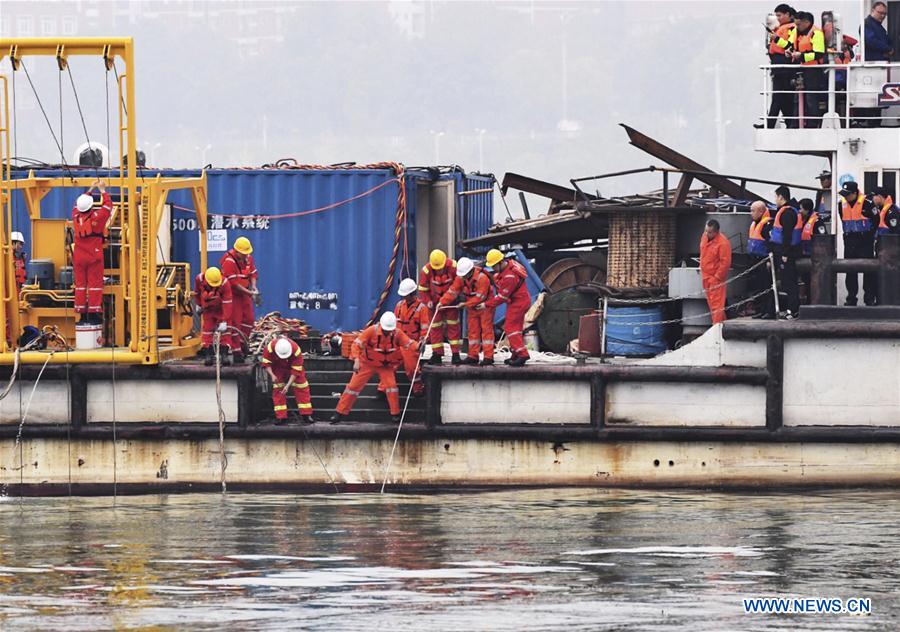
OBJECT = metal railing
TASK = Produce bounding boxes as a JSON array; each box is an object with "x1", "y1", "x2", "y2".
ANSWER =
[{"x1": 758, "y1": 61, "x2": 900, "y2": 128}]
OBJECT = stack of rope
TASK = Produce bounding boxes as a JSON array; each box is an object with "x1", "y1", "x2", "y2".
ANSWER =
[{"x1": 248, "y1": 311, "x2": 310, "y2": 355}]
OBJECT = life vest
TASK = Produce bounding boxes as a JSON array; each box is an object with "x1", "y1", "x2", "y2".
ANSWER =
[
  {"x1": 395, "y1": 298, "x2": 427, "y2": 339},
  {"x1": 219, "y1": 250, "x2": 256, "y2": 288},
  {"x1": 360, "y1": 325, "x2": 402, "y2": 366},
  {"x1": 878, "y1": 196, "x2": 896, "y2": 235},
  {"x1": 771, "y1": 206, "x2": 802, "y2": 246},
  {"x1": 73, "y1": 208, "x2": 108, "y2": 239},
  {"x1": 419, "y1": 260, "x2": 457, "y2": 297},
  {"x1": 769, "y1": 23, "x2": 794, "y2": 55},
  {"x1": 748, "y1": 211, "x2": 772, "y2": 256},
  {"x1": 195, "y1": 273, "x2": 229, "y2": 313},
  {"x1": 461, "y1": 268, "x2": 491, "y2": 303},
  {"x1": 800, "y1": 211, "x2": 819, "y2": 255},
  {"x1": 793, "y1": 26, "x2": 825, "y2": 65},
  {"x1": 14, "y1": 253, "x2": 26, "y2": 288},
  {"x1": 841, "y1": 194, "x2": 871, "y2": 233}
]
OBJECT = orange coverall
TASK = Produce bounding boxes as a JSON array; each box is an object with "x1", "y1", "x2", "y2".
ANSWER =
[
  {"x1": 261, "y1": 338, "x2": 313, "y2": 420},
  {"x1": 194, "y1": 273, "x2": 234, "y2": 352},
  {"x1": 394, "y1": 297, "x2": 429, "y2": 395},
  {"x1": 219, "y1": 249, "x2": 257, "y2": 351},
  {"x1": 441, "y1": 267, "x2": 495, "y2": 360},
  {"x1": 486, "y1": 259, "x2": 531, "y2": 360},
  {"x1": 336, "y1": 324, "x2": 415, "y2": 416},
  {"x1": 699, "y1": 232, "x2": 733, "y2": 324},
  {"x1": 418, "y1": 260, "x2": 460, "y2": 356},
  {"x1": 71, "y1": 191, "x2": 112, "y2": 314}
]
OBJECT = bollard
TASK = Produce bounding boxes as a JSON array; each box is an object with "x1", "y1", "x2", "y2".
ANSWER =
[
  {"x1": 810, "y1": 234, "x2": 836, "y2": 305},
  {"x1": 878, "y1": 234, "x2": 900, "y2": 306}
]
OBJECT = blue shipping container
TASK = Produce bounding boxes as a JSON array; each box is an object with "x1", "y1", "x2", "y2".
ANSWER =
[{"x1": 9, "y1": 166, "x2": 490, "y2": 333}]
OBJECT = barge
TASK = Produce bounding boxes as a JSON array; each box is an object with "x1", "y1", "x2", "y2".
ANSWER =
[{"x1": 2, "y1": 24, "x2": 900, "y2": 495}]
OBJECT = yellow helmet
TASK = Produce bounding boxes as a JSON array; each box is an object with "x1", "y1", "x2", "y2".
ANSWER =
[
  {"x1": 234, "y1": 236, "x2": 253, "y2": 255},
  {"x1": 429, "y1": 249, "x2": 447, "y2": 270},
  {"x1": 204, "y1": 266, "x2": 223, "y2": 287},
  {"x1": 485, "y1": 249, "x2": 504, "y2": 268}
]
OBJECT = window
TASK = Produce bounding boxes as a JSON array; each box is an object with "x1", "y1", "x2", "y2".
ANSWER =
[
  {"x1": 17, "y1": 16, "x2": 33, "y2": 36},
  {"x1": 62, "y1": 16, "x2": 76, "y2": 35},
  {"x1": 41, "y1": 16, "x2": 56, "y2": 36}
]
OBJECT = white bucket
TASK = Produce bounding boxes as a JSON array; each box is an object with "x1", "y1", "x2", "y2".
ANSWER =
[
  {"x1": 75, "y1": 323, "x2": 103, "y2": 350},
  {"x1": 524, "y1": 330, "x2": 539, "y2": 351}
]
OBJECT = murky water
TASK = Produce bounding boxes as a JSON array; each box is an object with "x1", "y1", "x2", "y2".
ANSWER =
[{"x1": 0, "y1": 489, "x2": 898, "y2": 631}]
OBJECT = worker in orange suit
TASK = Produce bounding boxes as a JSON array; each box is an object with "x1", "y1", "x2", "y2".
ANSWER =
[
  {"x1": 72, "y1": 179, "x2": 112, "y2": 324},
  {"x1": 330, "y1": 312, "x2": 417, "y2": 424},
  {"x1": 261, "y1": 336, "x2": 314, "y2": 424},
  {"x1": 440, "y1": 257, "x2": 496, "y2": 365},
  {"x1": 194, "y1": 266, "x2": 233, "y2": 366},
  {"x1": 219, "y1": 236, "x2": 258, "y2": 364},
  {"x1": 418, "y1": 249, "x2": 461, "y2": 365},
  {"x1": 485, "y1": 249, "x2": 532, "y2": 367},
  {"x1": 699, "y1": 219, "x2": 733, "y2": 325},
  {"x1": 6, "y1": 232, "x2": 27, "y2": 344},
  {"x1": 394, "y1": 277, "x2": 429, "y2": 396}
]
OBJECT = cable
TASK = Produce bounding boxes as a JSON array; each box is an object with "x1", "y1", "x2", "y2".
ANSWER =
[
  {"x1": 19, "y1": 60, "x2": 75, "y2": 181},
  {"x1": 66, "y1": 65, "x2": 100, "y2": 178},
  {"x1": 213, "y1": 331, "x2": 227, "y2": 492},
  {"x1": 380, "y1": 306, "x2": 443, "y2": 494}
]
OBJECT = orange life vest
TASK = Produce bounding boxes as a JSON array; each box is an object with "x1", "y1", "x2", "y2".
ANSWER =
[
  {"x1": 748, "y1": 211, "x2": 772, "y2": 256},
  {"x1": 841, "y1": 194, "x2": 871, "y2": 233}
]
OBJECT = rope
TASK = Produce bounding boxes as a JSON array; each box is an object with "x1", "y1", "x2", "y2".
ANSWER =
[
  {"x1": 602, "y1": 257, "x2": 771, "y2": 305},
  {"x1": 18, "y1": 60, "x2": 75, "y2": 181},
  {"x1": 104, "y1": 64, "x2": 117, "y2": 499},
  {"x1": 66, "y1": 66, "x2": 100, "y2": 178},
  {"x1": 268, "y1": 162, "x2": 408, "y2": 328},
  {"x1": 604, "y1": 287, "x2": 774, "y2": 327},
  {"x1": 380, "y1": 306, "x2": 443, "y2": 494},
  {"x1": 213, "y1": 331, "x2": 227, "y2": 492},
  {"x1": 170, "y1": 178, "x2": 399, "y2": 221}
]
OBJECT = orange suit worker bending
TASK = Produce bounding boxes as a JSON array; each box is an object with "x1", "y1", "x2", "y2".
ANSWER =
[
  {"x1": 194, "y1": 266, "x2": 233, "y2": 366},
  {"x1": 330, "y1": 312, "x2": 416, "y2": 424},
  {"x1": 419, "y1": 249, "x2": 462, "y2": 365},
  {"x1": 219, "y1": 236, "x2": 258, "y2": 363},
  {"x1": 262, "y1": 336, "x2": 314, "y2": 424},
  {"x1": 440, "y1": 257, "x2": 496, "y2": 365},
  {"x1": 72, "y1": 180, "x2": 112, "y2": 324},
  {"x1": 394, "y1": 278, "x2": 430, "y2": 396},
  {"x1": 699, "y1": 219, "x2": 733, "y2": 325},
  {"x1": 485, "y1": 249, "x2": 532, "y2": 367}
]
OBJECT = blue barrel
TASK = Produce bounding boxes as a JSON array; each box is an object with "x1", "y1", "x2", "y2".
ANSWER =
[{"x1": 605, "y1": 306, "x2": 668, "y2": 356}]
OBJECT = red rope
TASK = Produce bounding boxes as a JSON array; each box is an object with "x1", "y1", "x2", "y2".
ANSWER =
[
  {"x1": 181, "y1": 161, "x2": 409, "y2": 329},
  {"x1": 170, "y1": 177, "x2": 398, "y2": 220}
]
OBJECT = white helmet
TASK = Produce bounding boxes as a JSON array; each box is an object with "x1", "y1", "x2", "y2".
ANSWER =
[
  {"x1": 76, "y1": 194, "x2": 94, "y2": 213},
  {"x1": 398, "y1": 278, "x2": 417, "y2": 297},
  {"x1": 274, "y1": 337, "x2": 293, "y2": 359},
  {"x1": 456, "y1": 257, "x2": 474, "y2": 277},
  {"x1": 380, "y1": 311, "x2": 397, "y2": 331},
  {"x1": 10, "y1": 232, "x2": 24, "y2": 244}
]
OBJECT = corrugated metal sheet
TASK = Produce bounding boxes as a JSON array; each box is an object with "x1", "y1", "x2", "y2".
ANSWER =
[
  {"x1": 8, "y1": 166, "x2": 490, "y2": 333},
  {"x1": 438, "y1": 171, "x2": 494, "y2": 255}
]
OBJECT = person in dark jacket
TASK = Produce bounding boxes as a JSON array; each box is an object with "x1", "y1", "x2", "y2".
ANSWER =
[
  {"x1": 865, "y1": 1, "x2": 893, "y2": 61},
  {"x1": 748, "y1": 201, "x2": 775, "y2": 318},
  {"x1": 771, "y1": 186, "x2": 801, "y2": 317},
  {"x1": 839, "y1": 181, "x2": 879, "y2": 306},
  {"x1": 861, "y1": 2, "x2": 894, "y2": 127}
]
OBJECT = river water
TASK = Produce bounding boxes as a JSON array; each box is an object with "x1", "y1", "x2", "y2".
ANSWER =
[{"x1": 0, "y1": 489, "x2": 897, "y2": 631}]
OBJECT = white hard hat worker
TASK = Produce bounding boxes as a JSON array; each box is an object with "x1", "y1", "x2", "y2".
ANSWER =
[
  {"x1": 380, "y1": 311, "x2": 397, "y2": 331},
  {"x1": 456, "y1": 257, "x2": 474, "y2": 277},
  {"x1": 10, "y1": 232, "x2": 24, "y2": 244},
  {"x1": 274, "y1": 337, "x2": 293, "y2": 359},
  {"x1": 76, "y1": 193, "x2": 94, "y2": 213},
  {"x1": 397, "y1": 278, "x2": 417, "y2": 297}
]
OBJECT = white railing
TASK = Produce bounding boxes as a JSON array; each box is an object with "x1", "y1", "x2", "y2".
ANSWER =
[{"x1": 758, "y1": 62, "x2": 900, "y2": 128}]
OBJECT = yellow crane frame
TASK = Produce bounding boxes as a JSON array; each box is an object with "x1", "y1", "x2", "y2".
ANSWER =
[{"x1": 0, "y1": 38, "x2": 209, "y2": 364}]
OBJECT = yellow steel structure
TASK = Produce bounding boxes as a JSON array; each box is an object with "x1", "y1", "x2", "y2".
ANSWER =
[{"x1": 0, "y1": 38, "x2": 209, "y2": 364}]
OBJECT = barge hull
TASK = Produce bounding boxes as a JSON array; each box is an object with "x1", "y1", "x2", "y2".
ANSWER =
[{"x1": 3, "y1": 435, "x2": 900, "y2": 495}]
